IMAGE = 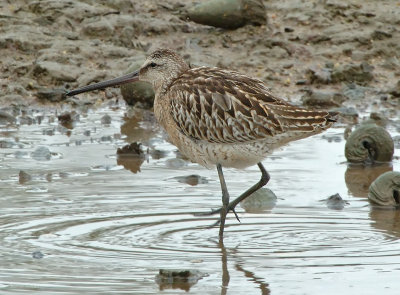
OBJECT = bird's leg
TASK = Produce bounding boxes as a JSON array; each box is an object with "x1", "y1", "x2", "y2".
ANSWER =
[
  {"x1": 196, "y1": 163, "x2": 270, "y2": 218},
  {"x1": 217, "y1": 163, "x2": 229, "y2": 240},
  {"x1": 225, "y1": 162, "x2": 270, "y2": 213}
]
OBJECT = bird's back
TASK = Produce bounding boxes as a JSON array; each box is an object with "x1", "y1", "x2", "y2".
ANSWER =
[{"x1": 167, "y1": 66, "x2": 336, "y2": 145}]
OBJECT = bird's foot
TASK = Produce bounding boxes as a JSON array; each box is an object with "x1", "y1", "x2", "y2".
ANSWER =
[{"x1": 194, "y1": 206, "x2": 241, "y2": 222}]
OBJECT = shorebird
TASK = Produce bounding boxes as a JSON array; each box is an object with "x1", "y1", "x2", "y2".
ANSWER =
[{"x1": 67, "y1": 49, "x2": 337, "y2": 241}]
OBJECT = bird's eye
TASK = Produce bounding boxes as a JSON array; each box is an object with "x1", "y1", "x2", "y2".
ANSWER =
[{"x1": 150, "y1": 62, "x2": 157, "y2": 68}]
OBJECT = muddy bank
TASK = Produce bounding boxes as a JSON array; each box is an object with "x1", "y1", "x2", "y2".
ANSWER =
[{"x1": 0, "y1": 0, "x2": 399, "y2": 116}]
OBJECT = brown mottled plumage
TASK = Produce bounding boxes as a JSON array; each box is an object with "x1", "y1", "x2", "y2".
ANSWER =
[{"x1": 67, "y1": 48, "x2": 337, "y2": 241}]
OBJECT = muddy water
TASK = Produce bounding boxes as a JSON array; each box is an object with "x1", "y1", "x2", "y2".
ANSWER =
[{"x1": 1, "y1": 104, "x2": 399, "y2": 295}]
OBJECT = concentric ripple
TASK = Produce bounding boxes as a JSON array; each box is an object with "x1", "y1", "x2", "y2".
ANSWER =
[{"x1": 1, "y1": 105, "x2": 400, "y2": 294}]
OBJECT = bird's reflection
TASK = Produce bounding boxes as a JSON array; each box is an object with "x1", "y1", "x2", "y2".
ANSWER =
[
  {"x1": 345, "y1": 163, "x2": 392, "y2": 197},
  {"x1": 219, "y1": 241, "x2": 230, "y2": 295},
  {"x1": 218, "y1": 241, "x2": 270, "y2": 295}
]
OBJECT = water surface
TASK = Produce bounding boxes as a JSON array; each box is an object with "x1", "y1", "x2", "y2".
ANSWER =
[{"x1": 1, "y1": 104, "x2": 399, "y2": 294}]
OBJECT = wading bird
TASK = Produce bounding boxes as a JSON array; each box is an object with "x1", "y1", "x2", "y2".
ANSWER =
[{"x1": 67, "y1": 49, "x2": 337, "y2": 241}]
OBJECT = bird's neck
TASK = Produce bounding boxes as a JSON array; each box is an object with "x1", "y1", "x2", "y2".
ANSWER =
[{"x1": 153, "y1": 65, "x2": 189, "y2": 95}]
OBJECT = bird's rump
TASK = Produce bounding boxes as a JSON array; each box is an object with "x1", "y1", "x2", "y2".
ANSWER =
[{"x1": 169, "y1": 67, "x2": 334, "y2": 144}]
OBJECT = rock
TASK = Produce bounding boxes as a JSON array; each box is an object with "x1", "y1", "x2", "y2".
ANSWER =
[
  {"x1": 36, "y1": 88, "x2": 67, "y2": 102},
  {"x1": 0, "y1": 94, "x2": 27, "y2": 108},
  {"x1": 330, "y1": 106, "x2": 358, "y2": 124},
  {"x1": 345, "y1": 124, "x2": 394, "y2": 164},
  {"x1": 321, "y1": 193, "x2": 348, "y2": 210},
  {"x1": 371, "y1": 30, "x2": 392, "y2": 40},
  {"x1": 0, "y1": 110, "x2": 16, "y2": 125},
  {"x1": 368, "y1": 171, "x2": 400, "y2": 206},
  {"x1": 389, "y1": 80, "x2": 400, "y2": 97},
  {"x1": 368, "y1": 112, "x2": 388, "y2": 127},
  {"x1": 58, "y1": 111, "x2": 79, "y2": 129},
  {"x1": 166, "y1": 158, "x2": 187, "y2": 169},
  {"x1": 31, "y1": 146, "x2": 51, "y2": 161},
  {"x1": 306, "y1": 66, "x2": 332, "y2": 84},
  {"x1": 81, "y1": 19, "x2": 114, "y2": 38},
  {"x1": 301, "y1": 89, "x2": 346, "y2": 108},
  {"x1": 32, "y1": 250, "x2": 44, "y2": 259},
  {"x1": 173, "y1": 175, "x2": 208, "y2": 186},
  {"x1": 120, "y1": 60, "x2": 155, "y2": 107},
  {"x1": 32, "y1": 61, "x2": 79, "y2": 83},
  {"x1": 187, "y1": 0, "x2": 267, "y2": 30},
  {"x1": 156, "y1": 269, "x2": 205, "y2": 292},
  {"x1": 342, "y1": 83, "x2": 371, "y2": 100},
  {"x1": 331, "y1": 62, "x2": 374, "y2": 84},
  {"x1": 101, "y1": 114, "x2": 112, "y2": 125},
  {"x1": 240, "y1": 187, "x2": 277, "y2": 213},
  {"x1": 19, "y1": 170, "x2": 32, "y2": 184}
]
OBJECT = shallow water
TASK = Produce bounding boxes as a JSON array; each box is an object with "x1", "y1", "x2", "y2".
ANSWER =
[{"x1": 1, "y1": 104, "x2": 399, "y2": 295}]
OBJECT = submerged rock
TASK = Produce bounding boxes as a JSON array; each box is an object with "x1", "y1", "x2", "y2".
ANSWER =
[
  {"x1": 321, "y1": 193, "x2": 349, "y2": 210},
  {"x1": 368, "y1": 171, "x2": 400, "y2": 206},
  {"x1": 156, "y1": 269, "x2": 206, "y2": 292},
  {"x1": 31, "y1": 146, "x2": 51, "y2": 161},
  {"x1": 100, "y1": 114, "x2": 112, "y2": 125},
  {"x1": 240, "y1": 187, "x2": 277, "y2": 213},
  {"x1": 173, "y1": 175, "x2": 208, "y2": 186},
  {"x1": 344, "y1": 124, "x2": 394, "y2": 164},
  {"x1": 32, "y1": 250, "x2": 44, "y2": 259},
  {"x1": 187, "y1": 0, "x2": 267, "y2": 30},
  {"x1": 19, "y1": 170, "x2": 32, "y2": 184}
]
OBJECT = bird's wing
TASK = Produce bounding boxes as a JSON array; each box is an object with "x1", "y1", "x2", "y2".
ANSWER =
[{"x1": 169, "y1": 67, "x2": 333, "y2": 144}]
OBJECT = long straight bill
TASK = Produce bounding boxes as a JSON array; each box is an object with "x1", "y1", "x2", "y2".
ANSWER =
[{"x1": 66, "y1": 70, "x2": 140, "y2": 96}]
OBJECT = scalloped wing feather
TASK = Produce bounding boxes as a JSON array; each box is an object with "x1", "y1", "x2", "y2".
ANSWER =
[{"x1": 169, "y1": 67, "x2": 334, "y2": 144}]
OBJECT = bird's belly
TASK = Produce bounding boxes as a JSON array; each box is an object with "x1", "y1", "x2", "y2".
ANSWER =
[{"x1": 174, "y1": 136, "x2": 272, "y2": 169}]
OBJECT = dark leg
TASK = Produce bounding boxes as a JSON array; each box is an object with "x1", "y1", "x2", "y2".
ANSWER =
[
  {"x1": 217, "y1": 163, "x2": 229, "y2": 240},
  {"x1": 196, "y1": 162, "x2": 270, "y2": 218}
]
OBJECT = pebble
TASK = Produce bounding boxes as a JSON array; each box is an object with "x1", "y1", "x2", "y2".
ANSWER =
[
  {"x1": 19, "y1": 170, "x2": 32, "y2": 184},
  {"x1": 101, "y1": 114, "x2": 112, "y2": 125},
  {"x1": 31, "y1": 146, "x2": 51, "y2": 161},
  {"x1": 32, "y1": 250, "x2": 44, "y2": 259}
]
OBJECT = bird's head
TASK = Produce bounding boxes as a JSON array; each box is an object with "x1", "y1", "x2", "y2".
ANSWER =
[{"x1": 66, "y1": 49, "x2": 188, "y2": 97}]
